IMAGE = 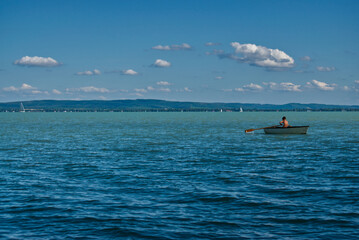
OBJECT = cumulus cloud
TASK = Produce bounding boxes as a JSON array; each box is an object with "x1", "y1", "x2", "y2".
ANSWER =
[
  {"x1": 263, "y1": 82, "x2": 302, "y2": 92},
  {"x1": 230, "y1": 42, "x2": 294, "y2": 69},
  {"x1": 152, "y1": 43, "x2": 191, "y2": 51},
  {"x1": 153, "y1": 59, "x2": 171, "y2": 68},
  {"x1": 2, "y1": 83, "x2": 49, "y2": 95},
  {"x1": 306, "y1": 80, "x2": 336, "y2": 91},
  {"x1": 316, "y1": 66, "x2": 336, "y2": 72},
  {"x1": 14, "y1": 56, "x2": 61, "y2": 67},
  {"x1": 66, "y1": 86, "x2": 110, "y2": 93},
  {"x1": 21, "y1": 83, "x2": 35, "y2": 90},
  {"x1": 121, "y1": 69, "x2": 138, "y2": 75},
  {"x1": 156, "y1": 81, "x2": 171, "y2": 86},
  {"x1": 235, "y1": 83, "x2": 263, "y2": 92},
  {"x1": 76, "y1": 69, "x2": 101, "y2": 76},
  {"x1": 3, "y1": 83, "x2": 36, "y2": 92}
]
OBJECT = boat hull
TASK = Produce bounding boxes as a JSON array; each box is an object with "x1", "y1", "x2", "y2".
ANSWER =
[{"x1": 264, "y1": 126, "x2": 309, "y2": 134}]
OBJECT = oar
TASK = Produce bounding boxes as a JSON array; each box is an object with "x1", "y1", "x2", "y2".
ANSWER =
[{"x1": 245, "y1": 125, "x2": 278, "y2": 133}]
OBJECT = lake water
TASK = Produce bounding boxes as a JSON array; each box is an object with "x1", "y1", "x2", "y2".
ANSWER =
[{"x1": 1, "y1": 112, "x2": 358, "y2": 239}]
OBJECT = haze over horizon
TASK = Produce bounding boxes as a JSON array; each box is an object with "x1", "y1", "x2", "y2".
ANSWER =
[{"x1": 1, "y1": 0, "x2": 358, "y2": 105}]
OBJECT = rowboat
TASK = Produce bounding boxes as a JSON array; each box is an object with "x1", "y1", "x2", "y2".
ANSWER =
[{"x1": 264, "y1": 126, "x2": 309, "y2": 134}]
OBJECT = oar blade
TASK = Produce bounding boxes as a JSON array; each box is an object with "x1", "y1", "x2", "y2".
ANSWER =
[{"x1": 245, "y1": 129, "x2": 255, "y2": 133}]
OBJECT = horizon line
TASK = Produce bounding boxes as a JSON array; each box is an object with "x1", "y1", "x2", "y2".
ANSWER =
[{"x1": 1, "y1": 99, "x2": 359, "y2": 107}]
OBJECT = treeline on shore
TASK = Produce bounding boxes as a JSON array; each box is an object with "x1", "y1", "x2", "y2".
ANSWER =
[{"x1": 0, "y1": 99, "x2": 358, "y2": 112}]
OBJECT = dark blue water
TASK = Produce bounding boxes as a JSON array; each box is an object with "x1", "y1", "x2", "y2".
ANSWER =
[{"x1": 1, "y1": 112, "x2": 358, "y2": 239}]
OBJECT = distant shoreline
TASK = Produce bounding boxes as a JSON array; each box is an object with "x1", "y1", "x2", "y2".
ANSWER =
[{"x1": 1, "y1": 99, "x2": 358, "y2": 112}]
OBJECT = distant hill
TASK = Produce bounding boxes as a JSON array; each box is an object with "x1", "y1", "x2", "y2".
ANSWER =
[{"x1": 0, "y1": 99, "x2": 358, "y2": 112}]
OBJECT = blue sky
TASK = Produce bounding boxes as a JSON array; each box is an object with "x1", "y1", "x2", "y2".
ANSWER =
[{"x1": 1, "y1": 0, "x2": 359, "y2": 104}]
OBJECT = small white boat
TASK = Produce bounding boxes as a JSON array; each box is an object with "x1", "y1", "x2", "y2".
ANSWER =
[{"x1": 264, "y1": 126, "x2": 309, "y2": 134}]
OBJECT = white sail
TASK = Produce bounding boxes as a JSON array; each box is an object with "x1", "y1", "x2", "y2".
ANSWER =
[
  {"x1": 240, "y1": 107, "x2": 243, "y2": 112},
  {"x1": 20, "y1": 103, "x2": 25, "y2": 112}
]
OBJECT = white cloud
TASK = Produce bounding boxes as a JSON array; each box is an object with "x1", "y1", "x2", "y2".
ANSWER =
[
  {"x1": 235, "y1": 83, "x2": 263, "y2": 92},
  {"x1": 76, "y1": 71, "x2": 93, "y2": 76},
  {"x1": 121, "y1": 69, "x2": 138, "y2": 75},
  {"x1": 31, "y1": 90, "x2": 46, "y2": 95},
  {"x1": 173, "y1": 43, "x2": 191, "y2": 50},
  {"x1": 215, "y1": 76, "x2": 224, "y2": 80},
  {"x1": 14, "y1": 56, "x2": 60, "y2": 67},
  {"x1": 205, "y1": 42, "x2": 221, "y2": 46},
  {"x1": 158, "y1": 87, "x2": 171, "y2": 92},
  {"x1": 306, "y1": 80, "x2": 336, "y2": 91},
  {"x1": 230, "y1": 42, "x2": 294, "y2": 69},
  {"x1": 21, "y1": 83, "x2": 35, "y2": 90},
  {"x1": 156, "y1": 81, "x2": 171, "y2": 86},
  {"x1": 93, "y1": 69, "x2": 101, "y2": 75},
  {"x1": 152, "y1": 43, "x2": 191, "y2": 51},
  {"x1": 66, "y1": 86, "x2": 110, "y2": 93},
  {"x1": 316, "y1": 66, "x2": 336, "y2": 72},
  {"x1": 263, "y1": 82, "x2": 302, "y2": 92},
  {"x1": 234, "y1": 88, "x2": 244, "y2": 92},
  {"x1": 134, "y1": 88, "x2": 147, "y2": 93},
  {"x1": 3, "y1": 86, "x2": 18, "y2": 92},
  {"x1": 2, "y1": 83, "x2": 49, "y2": 95},
  {"x1": 3, "y1": 83, "x2": 36, "y2": 92},
  {"x1": 52, "y1": 89, "x2": 62, "y2": 95},
  {"x1": 80, "y1": 86, "x2": 109, "y2": 93},
  {"x1": 153, "y1": 59, "x2": 171, "y2": 68},
  {"x1": 152, "y1": 45, "x2": 171, "y2": 50},
  {"x1": 184, "y1": 87, "x2": 192, "y2": 92},
  {"x1": 133, "y1": 86, "x2": 174, "y2": 93},
  {"x1": 76, "y1": 69, "x2": 101, "y2": 76}
]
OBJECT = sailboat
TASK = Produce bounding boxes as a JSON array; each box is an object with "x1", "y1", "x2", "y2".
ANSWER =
[
  {"x1": 20, "y1": 103, "x2": 25, "y2": 112},
  {"x1": 240, "y1": 107, "x2": 243, "y2": 112}
]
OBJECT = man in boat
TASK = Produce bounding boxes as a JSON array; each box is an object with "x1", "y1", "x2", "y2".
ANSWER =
[{"x1": 279, "y1": 116, "x2": 291, "y2": 128}]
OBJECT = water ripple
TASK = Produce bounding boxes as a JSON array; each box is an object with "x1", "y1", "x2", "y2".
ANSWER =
[{"x1": 0, "y1": 112, "x2": 358, "y2": 239}]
